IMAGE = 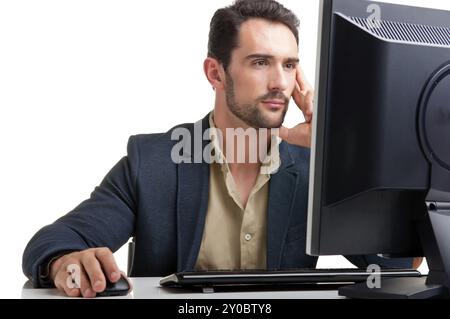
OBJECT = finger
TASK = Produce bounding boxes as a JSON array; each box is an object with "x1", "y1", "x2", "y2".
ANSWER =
[
  {"x1": 54, "y1": 265, "x2": 81, "y2": 297},
  {"x1": 303, "y1": 90, "x2": 314, "y2": 122},
  {"x1": 292, "y1": 83, "x2": 312, "y2": 122},
  {"x1": 95, "y1": 248, "x2": 120, "y2": 283},
  {"x1": 295, "y1": 80, "x2": 302, "y2": 97},
  {"x1": 81, "y1": 254, "x2": 106, "y2": 293},
  {"x1": 296, "y1": 65, "x2": 307, "y2": 92},
  {"x1": 292, "y1": 81, "x2": 305, "y2": 111},
  {"x1": 79, "y1": 267, "x2": 96, "y2": 298}
]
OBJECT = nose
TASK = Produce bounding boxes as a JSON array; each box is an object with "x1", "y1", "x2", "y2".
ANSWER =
[{"x1": 268, "y1": 64, "x2": 289, "y2": 92}]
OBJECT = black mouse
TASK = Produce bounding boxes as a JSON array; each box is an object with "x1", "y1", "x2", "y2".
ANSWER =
[{"x1": 97, "y1": 275, "x2": 131, "y2": 297}]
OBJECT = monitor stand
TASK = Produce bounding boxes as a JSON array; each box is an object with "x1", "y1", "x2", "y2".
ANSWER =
[
  {"x1": 338, "y1": 277, "x2": 445, "y2": 299},
  {"x1": 339, "y1": 166, "x2": 450, "y2": 299}
]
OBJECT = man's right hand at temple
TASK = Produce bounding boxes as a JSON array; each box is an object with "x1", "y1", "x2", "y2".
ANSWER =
[{"x1": 49, "y1": 247, "x2": 122, "y2": 298}]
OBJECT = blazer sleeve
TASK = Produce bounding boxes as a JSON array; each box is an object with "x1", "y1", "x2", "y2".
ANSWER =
[{"x1": 22, "y1": 135, "x2": 140, "y2": 287}]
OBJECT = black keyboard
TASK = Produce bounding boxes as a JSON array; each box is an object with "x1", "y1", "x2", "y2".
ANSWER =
[{"x1": 159, "y1": 268, "x2": 421, "y2": 288}]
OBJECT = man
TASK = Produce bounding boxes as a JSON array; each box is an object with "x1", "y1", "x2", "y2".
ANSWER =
[{"x1": 23, "y1": 0, "x2": 416, "y2": 298}]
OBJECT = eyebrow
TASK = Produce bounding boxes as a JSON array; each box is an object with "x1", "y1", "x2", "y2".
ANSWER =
[{"x1": 244, "y1": 54, "x2": 300, "y2": 64}]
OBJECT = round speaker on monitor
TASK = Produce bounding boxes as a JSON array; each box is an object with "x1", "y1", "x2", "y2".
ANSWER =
[{"x1": 418, "y1": 62, "x2": 450, "y2": 170}]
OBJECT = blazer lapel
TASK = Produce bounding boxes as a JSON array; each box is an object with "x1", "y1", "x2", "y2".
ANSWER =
[
  {"x1": 176, "y1": 114, "x2": 211, "y2": 271},
  {"x1": 267, "y1": 142, "x2": 299, "y2": 269}
]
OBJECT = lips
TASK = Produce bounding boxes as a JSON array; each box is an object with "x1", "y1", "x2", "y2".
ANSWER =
[{"x1": 261, "y1": 100, "x2": 285, "y2": 109}]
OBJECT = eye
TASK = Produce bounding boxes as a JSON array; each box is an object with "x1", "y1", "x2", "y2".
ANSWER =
[
  {"x1": 285, "y1": 63, "x2": 296, "y2": 69},
  {"x1": 253, "y1": 59, "x2": 269, "y2": 67}
]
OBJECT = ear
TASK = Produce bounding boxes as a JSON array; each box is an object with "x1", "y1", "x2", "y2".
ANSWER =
[{"x1": 203, "y1": 57, "x2": 225, "y2": 90}]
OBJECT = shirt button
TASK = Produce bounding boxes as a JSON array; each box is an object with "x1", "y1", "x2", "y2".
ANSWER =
[{"x1": 244, "y1": 233, "x2": 252, "y2": 241}]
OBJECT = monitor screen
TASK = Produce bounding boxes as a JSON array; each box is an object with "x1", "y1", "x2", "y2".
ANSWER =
[{"x1": 307, "y1": 0, "x2": 450, "y2": 298}]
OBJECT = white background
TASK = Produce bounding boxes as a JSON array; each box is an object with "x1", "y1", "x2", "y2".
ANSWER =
[{"x1": 0, "y1": 0, "x2": 447, "y2": 298}]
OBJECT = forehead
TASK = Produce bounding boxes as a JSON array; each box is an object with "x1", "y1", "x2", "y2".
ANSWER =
[{"x1": 235, "y1": 18, "x2": 298, "y2": 58}]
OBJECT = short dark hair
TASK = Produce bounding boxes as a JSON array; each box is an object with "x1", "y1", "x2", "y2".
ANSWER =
[{"x1": 208, "y1": 0, "x2": 300, "y2": 70}]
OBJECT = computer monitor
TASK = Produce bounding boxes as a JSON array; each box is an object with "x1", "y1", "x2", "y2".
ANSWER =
[{"x1": 307, "y1": 0, "x2": 450, "y2": 298}]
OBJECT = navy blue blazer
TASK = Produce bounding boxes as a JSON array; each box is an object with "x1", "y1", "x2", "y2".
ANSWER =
[{"x1": 23, "y1": 114, "x2": 413, "y2": 287}]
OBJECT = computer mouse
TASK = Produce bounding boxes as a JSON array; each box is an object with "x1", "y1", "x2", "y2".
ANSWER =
[{"x1": 96, "y1": 274, "x2": 131, "y2": 297}]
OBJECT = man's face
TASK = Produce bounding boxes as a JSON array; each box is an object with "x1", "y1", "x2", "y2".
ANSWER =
[{"x1": 225, "y1": 18, "x2": 299, "y2": 129}]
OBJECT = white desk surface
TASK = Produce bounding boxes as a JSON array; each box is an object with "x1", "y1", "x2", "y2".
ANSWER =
[{"x1": 21, "y1": 277, "x2": 344, "y2": 299}]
